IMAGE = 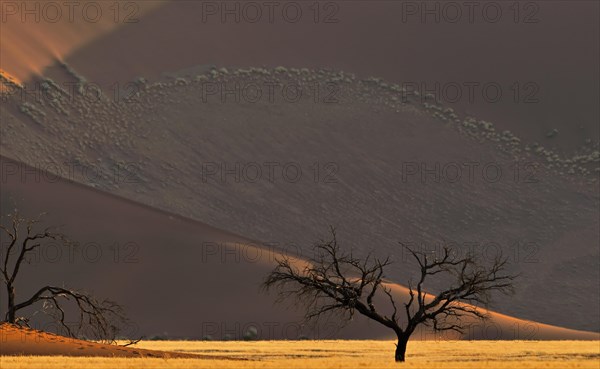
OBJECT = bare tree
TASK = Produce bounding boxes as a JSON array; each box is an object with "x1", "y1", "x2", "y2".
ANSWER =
[
  {"x1": 0, "y1": 209, "x2": 128, "y2": 343},
  {"x1": 263, "y1": 228, "x2": 517, "y2": 362}
]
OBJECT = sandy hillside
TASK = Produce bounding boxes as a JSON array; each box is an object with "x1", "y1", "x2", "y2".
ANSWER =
[
  {"x1": 0, "y1": 323, "x2": 238, "y2": 358},
  {"x1": 1, "y1": 0, "x2": 598, "y2": 335},
  {"x1": 0, "y1": 157, "x2": 598, "y2": 341},
  {"x1": 0, "y1": 0, "x2": 163, "y2": 83},
  {"x1": 56, "y1": 0, "x2": 600, "y2": 153},
  {"x1": 1, "y1": 63, "x2": 598, "y2": 333}
]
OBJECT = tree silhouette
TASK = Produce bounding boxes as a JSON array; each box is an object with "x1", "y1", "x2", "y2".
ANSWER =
[
  {"x1": 264, "y1": 228, "x2": 517, "y2": 362},
  {"x1": 0, "y1": 209, "x2": 128, "y2": 343}
]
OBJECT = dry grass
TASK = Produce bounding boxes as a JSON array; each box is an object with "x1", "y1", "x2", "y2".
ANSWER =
[{"x1": 1, "y1": 340, "x2": 599, "y2": 368}]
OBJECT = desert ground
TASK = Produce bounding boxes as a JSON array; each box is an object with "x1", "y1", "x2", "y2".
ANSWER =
[
  {"x1": 2, "y1": 341, "x2": 600, "y2": 369},
  {"x1": 1, "y1": 324, "x2": 598, "y2": 368}
]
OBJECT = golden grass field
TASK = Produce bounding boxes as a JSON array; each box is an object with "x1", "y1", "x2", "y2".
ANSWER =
[{"x1": 1, "y1": 340, "x2": 599, "y2": 369}]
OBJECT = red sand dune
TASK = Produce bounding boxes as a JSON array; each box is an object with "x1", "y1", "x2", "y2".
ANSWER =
[
  {"x1": 1, "y1": 66, "x2": 597, "y2": 332},
  {"x1": 0, "y1": 0, "x2": 163, "y2": 82},
  {"x1": 0, "y1": 0, "x2": 598, "y2": 341},
  {"x1": 3, "y1": 1, "x2": 597, "y2": 151},
  {"x1": 61, "y1": 0, "x2": 599, "y2": 153},
  {"x1": 0, "y1": 323, "x2": 236, "y2": 358},
  {"x1": 0, "y1": 156, "x2": 597, "y2": 342}
]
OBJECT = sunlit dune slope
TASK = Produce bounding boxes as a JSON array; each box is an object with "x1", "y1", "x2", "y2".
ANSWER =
[
  {"x1": 53, "y1": 0, "x2": 600, "y2": 152},
  {"x1": 0, "y1": 0, "x2": 163, "y2": 82},
  {"x1": 386, "y1": 284, "x2": 600, "y2": 340},
  {"x1": 0, "y1": 156, "x2": 598, "y2": 341},
  {"x1": 0, "y1": 323, "x2": 233, "y2": 358}
]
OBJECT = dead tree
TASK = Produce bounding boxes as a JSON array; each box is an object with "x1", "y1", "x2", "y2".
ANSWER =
[
  {"x1": 0, "y1": 210, "x2": 128, "y2": 343},
  {"x1": 263, "y1": 228, "x2": 517, "y2": 362}
]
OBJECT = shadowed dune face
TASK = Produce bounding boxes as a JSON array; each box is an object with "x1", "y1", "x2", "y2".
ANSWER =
[
  {"x1": 55, "y1": 0, "x2": 600, "y2": 153},
  {"x1": 1, "y1": 66, "x2": 598, "y2": 332},
  {"x1": 0, "y1": 158, "x2": 598, "y2": 341},
  {"x1": 5, "y1": 1, "x2": 598, "y2": 151}
]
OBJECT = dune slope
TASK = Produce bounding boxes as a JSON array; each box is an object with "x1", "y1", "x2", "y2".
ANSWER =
[
  {"x1": 1, "y1": 65, "x2": 598, "y2": 332},
  {"x1": 0, "y1": 156, "x2": 598, "y2": 341},
  {"x1": 59, "y1": 0, "x2": 600, "y2": 153},
  {"x1": 0, "y1": 323, "x2": 236, "y2": 358}
]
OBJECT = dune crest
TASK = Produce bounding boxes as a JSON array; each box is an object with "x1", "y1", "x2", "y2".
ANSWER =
[{"x1": 0, "y1": 1, "x2": 164, "y2": 83}]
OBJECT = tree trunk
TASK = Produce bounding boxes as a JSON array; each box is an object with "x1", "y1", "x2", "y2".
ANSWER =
[
  {"x1": 6, "y1": 284, "x2": 16, "y2": 323},
  {"x1": 395, "y1": 335, "x2": 408, "y2": 362}
]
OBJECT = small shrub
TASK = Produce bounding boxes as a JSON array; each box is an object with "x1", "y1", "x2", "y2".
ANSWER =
[{"x1": 243, "y1": 326, "x2": 258, "y2": 341}]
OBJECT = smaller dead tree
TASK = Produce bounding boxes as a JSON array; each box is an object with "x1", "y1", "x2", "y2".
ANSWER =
[
  {"x1": 263, "y1": 228, "x2": 517, "y2": 362},
  {"x1": 0, "y1": 210, "x2": 128, "y2": 343}
]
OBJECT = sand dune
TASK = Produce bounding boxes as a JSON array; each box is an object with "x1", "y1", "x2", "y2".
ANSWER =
[
  {"x1": 0, "y1": 0, "x2": 598, "y2": 338},
  {"x1": 0, "y1": 156, "x2": 597, "y2": 341},
  {"x1": 0, "y1": 323, "x2": 236, "y2": 358},
  {"x1": 0, "y1": 0, "x2": 163, "y2": 83},
  {"x1": 56, "y1": 0, "x2": 599, "y2": 153},
  {"x1": 1, "y1": 65, "x2": 598, "y2": 332},
  {"x1": 4, "y1": 1, "x2": 597, "y2": 151}
]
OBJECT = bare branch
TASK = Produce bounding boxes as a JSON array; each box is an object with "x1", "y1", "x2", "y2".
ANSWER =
[
  {"x1": 264, "y1": 229, "x2": 518, "y2": 362},
  {"x1": 1, "y1": 210, "x2": 129, "y2": 343}
]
